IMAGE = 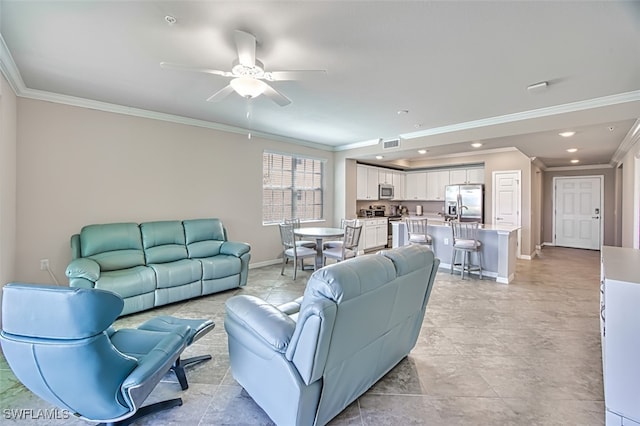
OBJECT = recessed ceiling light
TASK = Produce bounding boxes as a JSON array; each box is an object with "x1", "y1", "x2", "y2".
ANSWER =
[
  {"x1": 566, "y1": 148, "x2": 578, "y2": 153},
  {"x1": 471, "y1": 142, "x2": 483, "y2": 148},
  {"x1": 559, "y1": 131, "x2": 576, "y2": 138},
  {"x1": 571, "y1": 159, "x2": 580, "y2": 164},
  {"x1": 397, "y1": 110, "x2": 409, "y2": 115},
  {"x1": 164, "y1": 15, "x2": 177, "y2": 25},
  {"x1": 375, "y1": 155, "x2": 383, "y2": 160},
  {"x1": 418, "y1": 149, "x2": 427, "y2": 154}
]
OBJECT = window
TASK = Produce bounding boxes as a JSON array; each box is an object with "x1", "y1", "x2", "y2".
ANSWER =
[{"x1": 263, "y1": 151, "x2": 324, "y2": 224}]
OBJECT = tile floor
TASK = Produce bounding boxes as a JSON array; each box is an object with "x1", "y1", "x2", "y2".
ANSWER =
[{"x1": 1, "y1": 246, "x2": 604, "y2": 425}]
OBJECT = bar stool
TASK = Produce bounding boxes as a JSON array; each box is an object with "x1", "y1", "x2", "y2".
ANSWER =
[
  {"x1": 450, "y1": 221, "x2": 483, "y2": 279},
  {"x1": 405, "y1": 218, "x2": 433, "y2": 252}
]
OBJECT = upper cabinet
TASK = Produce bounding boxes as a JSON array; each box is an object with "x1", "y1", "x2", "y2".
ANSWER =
[
  {"x1": 392, "y1": 171, "x2": 405, "y2": 200},
  {"x1": 426, "y1": 170, "x2": 450, "y2": 201},
  {"x1": 405, "y1": 172, "x2": 427, "y2": 200},
  {"x1": 356, "y1": 163, "x2": 484, "y2": 201},
  {"x1": 356, "y1": 165, "x2": 379, "y2": 200},
  {"x1": 450, "y1": 167, "x2": 485, "y2": 184}
]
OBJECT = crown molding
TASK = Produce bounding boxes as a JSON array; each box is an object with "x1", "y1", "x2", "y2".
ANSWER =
[
  {"x1": 545, "y1": 164, "x2": 613, "y2": 172},
  {"x1": 611, "y1": 119, "x2": 640, "y2": 166}
]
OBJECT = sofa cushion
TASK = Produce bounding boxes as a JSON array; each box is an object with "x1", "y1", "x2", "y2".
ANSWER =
[
  {"x1": 80, "y1": 223, "x2": 145, "y2": 271},
  {"x1": 150, "y1": 259, "x2": 202, "y2": 289},
  {"x1": 95, "y1": 266, "x2": 156, "y2": 299},
  {"x1": 140, "y1": 221, "x2": 188, "y2": 264},
  {"x1": 200, "y1": 255, "x2": 241, "y2": 280},
  {"x1": 184, "y1": 219, "x2": 226, "y2": 258}
]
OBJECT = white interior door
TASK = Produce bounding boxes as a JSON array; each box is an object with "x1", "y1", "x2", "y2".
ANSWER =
[
  {"x1": 554, "y1": 176, "x2": 602, "y2": 250},
  {"x1": 493, "y1": 171, "x2": 521, "y2": 226},
  {"x1": 493, "y1": 170, "x2": 521, "y2": 257}
]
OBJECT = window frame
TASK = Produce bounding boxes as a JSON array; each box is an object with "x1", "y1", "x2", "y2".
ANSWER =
[{"x1": 262, "y1": 150, "x2": 326, "y2": 225}]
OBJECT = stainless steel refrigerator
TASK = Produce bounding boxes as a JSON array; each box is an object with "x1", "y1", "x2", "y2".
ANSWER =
[{"x1": 445, "y1": 184, "x2": 484, "y2": 223}]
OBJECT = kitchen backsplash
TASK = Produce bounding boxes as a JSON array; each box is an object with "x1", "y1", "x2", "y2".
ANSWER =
[{"x1": 356, "y1": 200, "x2": 445, "y2": 217}]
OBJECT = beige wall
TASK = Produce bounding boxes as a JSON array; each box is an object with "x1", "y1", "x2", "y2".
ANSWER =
[
  {"x1": 0, "y1": 73, "x2": 17, "y2": 286},
  {"x1": 13, "y1": 98, "x2": 334, "y2": 284},
  {"x1": 541, "y1": 167, "x2": 616, "y2": 246}
]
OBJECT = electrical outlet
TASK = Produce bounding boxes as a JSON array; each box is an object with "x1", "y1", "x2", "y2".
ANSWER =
[
  {"x1": 40, "y1": 259, "x2": 49, "y2": 271},
  {"x1": 443, "y1": 238, "x2": 449, "y2": 245}
]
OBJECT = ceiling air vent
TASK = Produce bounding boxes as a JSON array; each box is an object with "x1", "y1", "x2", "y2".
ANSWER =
[{"x1": 382, "y1": 139, "x2": 400, "y2": 150}]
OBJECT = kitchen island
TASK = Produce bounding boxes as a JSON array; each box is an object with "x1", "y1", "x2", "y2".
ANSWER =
[{"x1": 392, "y1": 219, "x2": 519, "y2": 283}]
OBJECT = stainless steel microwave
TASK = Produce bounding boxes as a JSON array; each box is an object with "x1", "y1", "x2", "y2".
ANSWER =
[{"x1": 379, "y1": 184, "x2": 394, "y2": 199}]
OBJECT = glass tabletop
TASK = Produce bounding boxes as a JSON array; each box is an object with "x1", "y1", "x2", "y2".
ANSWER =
[{"x1": 293, "y1": 227, "x2": 344, "y2": 238}]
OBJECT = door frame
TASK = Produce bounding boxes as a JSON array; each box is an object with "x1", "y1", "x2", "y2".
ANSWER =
[
  {"x1": 552, "y1": 175, "x2": 604, "y2": 249},
  {"x1": 492, "y1": 170, "x2": 522, "y2": 258}
]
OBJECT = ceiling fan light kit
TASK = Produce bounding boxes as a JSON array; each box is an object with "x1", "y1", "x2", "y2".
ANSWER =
[
  {"x1": 161, "y1": 29, "x2": 324, "y2": 107},
  {"x1": 230, "y1": 77, "x2": 267, "y2": 99}
]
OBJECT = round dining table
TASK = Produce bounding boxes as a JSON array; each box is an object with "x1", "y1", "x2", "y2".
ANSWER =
[{"x1": 293, "y1": 227, "x2": 344, "y2": 270}]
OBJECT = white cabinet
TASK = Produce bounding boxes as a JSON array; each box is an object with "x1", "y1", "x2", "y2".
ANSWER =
[
  {"x1": 356, "y1": 165, "x2": 379, "y2": 200},
  {"x1": 466, "y1": 167, "x2": 484, "y2": 184},
  {"x1": 426, "y1": 170, "x2": 449, "y2": 200},
  {"x1": 601, "y1": 246, "x2": 640, "y2": 426},
  {"x1": 392, "y1": 171, "x2": 405, "y2": 200},
  {"x1": 405, "y1": 172, "x2": 427, "y2": 200},
  {"x1": 361, "y1": 218, "x2": 388, "y2": 251},
  {"x1": 449, "y1": 167, "x2": 485, "y2": 184},
  {"x1": 378, "y1": 170, "x2": 392, "y2": 185}
]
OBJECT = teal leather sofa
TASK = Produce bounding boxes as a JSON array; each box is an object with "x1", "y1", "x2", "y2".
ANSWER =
[
  {"x1": 224, "y1": 244, "x2": 439, "y2": 426},
  {"x1": 66, "y1": 218, "x2": 251, "y2": 316}
]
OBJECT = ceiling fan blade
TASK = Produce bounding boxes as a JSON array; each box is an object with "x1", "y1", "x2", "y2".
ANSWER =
[
  {"x1": 206, "y1": 85, "x2": 235, "y2": 102},
  {"x1": 265, "y1": 70, "x2": 327, "y2": 81},
  {"x1": 234, "y1": 30, "x2": 257, "y2": 67},
  {"x1": 160, "y1": 62, "x2": 233, "y2": 78},
  {"x1": 262, "y1": 83, "x2": 292, "y2": 107}
]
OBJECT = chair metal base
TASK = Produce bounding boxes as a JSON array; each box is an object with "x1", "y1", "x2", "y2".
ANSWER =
[
  {"x1": 172, "y1": 354, "x2": 213, "y2": 390},
  {"x1": 100, "y1": 398, "x2": 183, "y2": 426}
]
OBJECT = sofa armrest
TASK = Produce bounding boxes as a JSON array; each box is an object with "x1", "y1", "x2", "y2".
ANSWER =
[
  {"x1": 220, "y1": 241, "x2": 251, "y2": 258},
  {"x1": 224, "y1": 295, "x2": 296, "y2": 353},
  {"x1": 65, "y1": 258, "x2": 100, "y2": 282}
]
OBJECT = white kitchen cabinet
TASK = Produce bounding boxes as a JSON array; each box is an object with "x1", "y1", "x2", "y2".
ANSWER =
[
  {"x1": 360, "y1": 218, "x2": 388, "y2": 251},
  {"x1": 466, "y1": 167, "x2": 484, "y2": 184},
  {"x1": 426, "y1": 170, "x2": 450, "y2": 200},
  {"x1": 449, "y1": 167, "x2": 485, "y2": 184},
  {"x1": 405, "y1": 172, "x2": 427, "y2": 200},
  {"x1": 378, "y1": 169, "x2": 392, "y2": 184},
  {"x1": 392, "y1": 171, "x2": 405, "y2": 200},
  {"x1": 356, "y1": 165, "x2": 379, "y2": 200},
  {"x1": 601, "y1": 246, "x2": 640, "y2": 426}
]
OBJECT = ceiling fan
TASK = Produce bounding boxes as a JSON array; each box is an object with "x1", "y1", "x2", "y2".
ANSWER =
[{"x1": 160, "y1": 30, "x2": 325, "y2": 106}]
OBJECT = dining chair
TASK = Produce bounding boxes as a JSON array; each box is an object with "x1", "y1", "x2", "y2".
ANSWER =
[
  {"x1": 450, "y1": 221, "x2": 483, "y2": 279},
  {"x1": 405, "y1": 217, "x2": 433, "y2": 252},
  {"x1": 323, "y1": 218, "x2": 357, "y2": 251},
  {"x1": 323, "y1": 224, "x2": 362, "y2": 265},
  {"x1": 284, "y1": 218, "x2": 316, "y2": 249},
  {"x1": 279, "y1": 223, "x2": 317, "y2": 280}
]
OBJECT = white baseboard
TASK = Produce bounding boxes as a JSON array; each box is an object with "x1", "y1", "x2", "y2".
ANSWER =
[{"x1": 249, "y1": 259, "x2": 281, "y2": 269}]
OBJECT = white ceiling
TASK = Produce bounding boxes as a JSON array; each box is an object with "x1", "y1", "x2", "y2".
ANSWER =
[{"x1": 1, "y1": 1, "x2": 639, "y2": 168}]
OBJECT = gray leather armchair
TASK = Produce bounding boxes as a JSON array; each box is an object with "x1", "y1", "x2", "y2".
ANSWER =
[
  {"x1": 0, "y1": 283, "x2": 191, "y2": 426},
  {"x1": 224, "y1": 244, "x2": 440, "y2": 425}
]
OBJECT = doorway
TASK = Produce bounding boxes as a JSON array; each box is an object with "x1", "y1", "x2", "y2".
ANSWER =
[
  {"x1": 492, "y1": 170, "x2": 522, "y2": 257},
  {"x1": 553, "y1": 176, "x2": 603, "y2": 250}
]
